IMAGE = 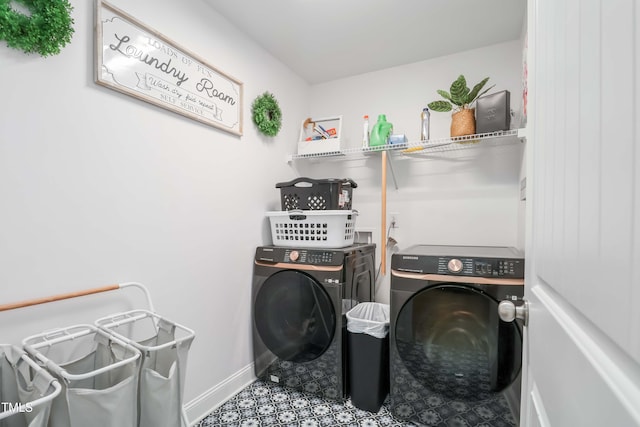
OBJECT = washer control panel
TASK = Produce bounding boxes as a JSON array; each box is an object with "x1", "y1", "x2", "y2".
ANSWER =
[
  {"x1": 302, "y1": 250, "x2": 335, "y2": 264},
  {"x1": 284, "y1": 249, "x2": 336, "y2": 264},
  {"x1": 392, "y1": 245, "x2": 525, "y2": 279},
  {"x1": 437, "y1": 257, "x2": 523, "y2": 278},
  {"x1": 255, "y1": 246, "x2": 339, "y2": 265}
]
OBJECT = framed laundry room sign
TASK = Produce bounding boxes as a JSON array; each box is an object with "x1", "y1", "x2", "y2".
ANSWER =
[{"x1": 94, "y1": 0, "x2": 243, "y2": 136}]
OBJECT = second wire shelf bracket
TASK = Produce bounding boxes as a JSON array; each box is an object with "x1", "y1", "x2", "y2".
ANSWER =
[{"x1": 286, "y1": 129, "x2": 526, "y2": 162}]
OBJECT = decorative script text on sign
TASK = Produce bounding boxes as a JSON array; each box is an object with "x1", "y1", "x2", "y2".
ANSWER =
[{"x1": 95, "y1": 1, "x2": 243, "y2": 135}]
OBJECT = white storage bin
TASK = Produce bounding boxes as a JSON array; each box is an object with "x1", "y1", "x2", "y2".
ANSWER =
[
  {"x1": 297, "y1": 116, "x2": 342, "y2": 156},
  {"x1": 266, "y1": 210, "x2": 357, "y2": 248}
]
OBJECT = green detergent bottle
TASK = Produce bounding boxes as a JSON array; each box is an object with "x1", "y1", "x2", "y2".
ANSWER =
[{"x1": 369, "y1": 114, "x2": 393, "y2": 147}]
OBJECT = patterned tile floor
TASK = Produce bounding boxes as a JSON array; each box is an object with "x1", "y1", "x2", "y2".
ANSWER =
[
  {"x1": 196, "y1": 379, "x2": 411, "y2": 427},
  {"x1": 387, "y1": 342, "x2": 519, "y2": 427},
  {"x1": 195, "y1": 379, "x2": 517, "y2": 427}
]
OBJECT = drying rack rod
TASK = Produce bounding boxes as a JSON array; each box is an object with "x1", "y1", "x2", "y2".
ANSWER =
[{"x1": 0, "y1": 282, "x2": 155, "y2": 313}]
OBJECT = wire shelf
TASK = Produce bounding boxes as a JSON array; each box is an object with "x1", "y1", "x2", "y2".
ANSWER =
[{"x1": 287, "y1": 129, "x2": 525, "y2": 161}]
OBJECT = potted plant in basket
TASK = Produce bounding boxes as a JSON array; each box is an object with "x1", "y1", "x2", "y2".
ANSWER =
[{"x1": 427, "y1": 75, "x2": 494, "y2": 137}]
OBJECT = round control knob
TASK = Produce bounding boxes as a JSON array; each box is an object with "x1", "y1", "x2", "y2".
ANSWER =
[
  {"x1": 289, "y1": 250, "x2": 299, "y2": 262},
  {"x1": 447, "y1": 258, "x2": 463, "y2": 273}
]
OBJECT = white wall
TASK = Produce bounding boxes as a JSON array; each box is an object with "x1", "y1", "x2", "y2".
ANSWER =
[
  {"x1": 0, "y1": 0, "x2": 306, "y2": 422},
  {"x1": 300, "y1": 41, "x2": 525, "y2": 302}
]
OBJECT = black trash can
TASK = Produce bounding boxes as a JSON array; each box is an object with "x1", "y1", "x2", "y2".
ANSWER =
[{"x1": 346, "y1": 302, "x2": 390, "y2": 413}]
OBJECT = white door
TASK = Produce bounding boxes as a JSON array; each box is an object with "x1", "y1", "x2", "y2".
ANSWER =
[{"x1": 522, "y1": 0, "x2": 640, "y2": 425}]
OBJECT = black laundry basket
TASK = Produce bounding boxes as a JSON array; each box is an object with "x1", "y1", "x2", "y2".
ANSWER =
[
  {"x1": 346, "y1": 303, "x2": 390, "y2": 413},
  {"x1": 276, "y1": 177, "x2": 357, "y2": 210}
]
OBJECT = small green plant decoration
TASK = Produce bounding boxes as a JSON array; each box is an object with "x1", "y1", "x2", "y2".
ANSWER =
[
  {"x1": 252, "y1": 92, "x2": 282, "y2": 137},
  {"x1": 0, "y1": 0, "x2": 75, "y2": 57},
  {"x1": 427, "y1": 75, "x2": 494, "y2": 112}
]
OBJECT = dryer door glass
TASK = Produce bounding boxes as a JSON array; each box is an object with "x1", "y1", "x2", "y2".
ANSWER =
[
  {"x1": 395, "y1": 284, "x2": 522, "y2": 400},
  {"x1": 255, "y1": 270, "x2": 336, "y2": 363}
]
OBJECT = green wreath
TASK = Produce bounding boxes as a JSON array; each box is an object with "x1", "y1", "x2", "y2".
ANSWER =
[
  {"x1": 252, "y1": 92, "x2": 282, "y2": 137},
  {"x1": 0, "y1": 0, "x2": 75, "y2": 57}
]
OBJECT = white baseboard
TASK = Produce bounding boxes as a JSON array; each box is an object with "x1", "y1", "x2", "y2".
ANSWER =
[{"x1": 184, "y1": 363, "x2": 256, "y2": 426}]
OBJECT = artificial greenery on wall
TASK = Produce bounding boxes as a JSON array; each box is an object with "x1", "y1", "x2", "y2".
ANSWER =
[
  {"x1": 0, "y1": 0, "x2": 75, "y2": 57},
  {"x1": 252, "y1": 92, "x2": 282, "y2": 137}
]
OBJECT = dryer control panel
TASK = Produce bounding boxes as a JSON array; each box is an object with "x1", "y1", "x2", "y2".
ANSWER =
[
  {"x1": 392, "y1": 245, "x2": 525, "y2": 279},
  {"x1": 435, "y1": 257, "x2": 523, "y2": 278}
]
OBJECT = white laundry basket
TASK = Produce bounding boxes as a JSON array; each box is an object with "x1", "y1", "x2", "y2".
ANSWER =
[
  {"x1": 95, "y1": 310, "x2": 195, "y2": 427},
  {"x1": 22, "y1": 325, "x2": 141, "y2": 427},
  {"x1": 266, "y1": 209, "x2": 358, "y2": 248},
  {"x1": 0, "y1": 344, "x2": 61, "y2": 427}
]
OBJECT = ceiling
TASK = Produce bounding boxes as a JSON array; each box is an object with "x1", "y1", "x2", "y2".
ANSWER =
[{"x1": 203, "y1": 0, "x2": 526, "y2": 84}]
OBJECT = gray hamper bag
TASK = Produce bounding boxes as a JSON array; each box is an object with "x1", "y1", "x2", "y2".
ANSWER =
[
  {"x1": 0, "y1": 345, "x2": 60, "y2": 427},
  {"x1": 22, "y1": 325, "x2": 141, "y2": 427},
  {"x1": 95, "y1": 309, "x2": 195, "y2": 427}
]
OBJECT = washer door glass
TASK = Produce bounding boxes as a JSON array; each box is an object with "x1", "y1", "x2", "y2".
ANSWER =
[
  {"x1": 395, "y1": 284, "x2": 522, "y2": 400},
  {"x1": 255, "y1": 270, "x2": 336, "y2": 363}
]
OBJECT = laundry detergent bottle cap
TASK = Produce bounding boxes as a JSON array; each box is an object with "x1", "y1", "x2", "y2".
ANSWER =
[{"x1": 370, "y1": 114, "x2": 393, "y2": 147}]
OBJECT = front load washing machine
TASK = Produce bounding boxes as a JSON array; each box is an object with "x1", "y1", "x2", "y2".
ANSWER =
[
  {"x1": 389, "y1": 245, "x2": 524, "y2": 426},
  {"x1": 252, "y1": 243, "x2": 376, "y2": 400}
]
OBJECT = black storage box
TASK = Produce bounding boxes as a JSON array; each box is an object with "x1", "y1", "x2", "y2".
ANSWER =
[
  {"x1": 276, "y1": 177, "x2": 357, "y2": 210},
  {"x1": 476, "y1": 90, "x2": 511, "y2": 134}
]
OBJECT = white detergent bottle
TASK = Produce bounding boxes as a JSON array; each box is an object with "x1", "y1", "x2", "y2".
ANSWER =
[{"x1": 362, "y1": 115, "x2": 370, "y2": 148}]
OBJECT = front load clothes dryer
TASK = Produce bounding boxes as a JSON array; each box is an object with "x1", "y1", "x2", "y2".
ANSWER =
[
  {"x1": 252, "y1": 243, "x2": 376, "y2": 400},
  {"x1": 389, "y1": 245, "x2": 524, "y2": 427}
]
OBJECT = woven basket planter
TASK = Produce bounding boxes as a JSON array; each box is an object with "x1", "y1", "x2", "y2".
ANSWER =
[{"x1": 450, "y1": 108, "x2": 476, "y2": 137}]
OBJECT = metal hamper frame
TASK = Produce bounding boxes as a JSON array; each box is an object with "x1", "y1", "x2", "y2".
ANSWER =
[
  {"x1": 22, "y1": 324, "x2": 141, "y2": 427},
  {"x1": 0, "y1": 282, "x2": 194, "y2": 427},
  {"x1": 0, "y1": 344, "x2": 62, "y2": 427},
  {"x1": 95, "y1": 309, "x2": 195, "y2": 427}
]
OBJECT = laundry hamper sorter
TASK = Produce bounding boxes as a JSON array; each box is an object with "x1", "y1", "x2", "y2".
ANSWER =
[
  {"x1": 95, "y1": 309, "x2": 195, "y2": 427},
  {"x1": 0, "y1": 345, "x2": 61, "y2": 427},
  {"x1": 22, "y1": 325, "x2": 141, "y2": 427}
]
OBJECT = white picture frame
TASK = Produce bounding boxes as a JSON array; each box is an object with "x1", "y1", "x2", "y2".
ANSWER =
[{"x1": 95, "y1": 0, "x2": 243, "y2": 136}]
